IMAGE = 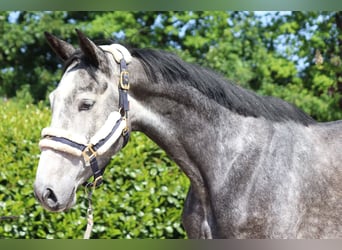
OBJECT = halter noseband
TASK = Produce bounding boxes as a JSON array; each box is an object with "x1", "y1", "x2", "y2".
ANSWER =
[{"x1": 39, "y1": 45, "x2": 131, "y2": 188}]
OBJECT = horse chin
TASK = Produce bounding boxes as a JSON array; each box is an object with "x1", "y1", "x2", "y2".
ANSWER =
[
  {"x1": 44, "y1": 198, "x2": 76, "y2": 213},
  {"x1": 51, "y1": 196, "x2": 76, "y2": 212}
]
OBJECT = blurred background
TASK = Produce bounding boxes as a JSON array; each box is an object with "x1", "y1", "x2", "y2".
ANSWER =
[{"x1": 0, "y1": 11, "x2": 341, "y2": 238}]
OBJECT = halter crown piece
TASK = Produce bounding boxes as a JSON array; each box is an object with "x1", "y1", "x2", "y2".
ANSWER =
[{"x1": 39, "y1": 44, "x2": 131, "y2": 187}]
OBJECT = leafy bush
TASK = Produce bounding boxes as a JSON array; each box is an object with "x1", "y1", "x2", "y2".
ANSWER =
[{"x1": 0, "y1": 99, "x2": 189, "y2": 239}]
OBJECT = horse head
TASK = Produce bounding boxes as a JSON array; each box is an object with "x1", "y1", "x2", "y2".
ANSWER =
[{"x1": 34, "y1": 30, "x2": 131, "y2": 212}]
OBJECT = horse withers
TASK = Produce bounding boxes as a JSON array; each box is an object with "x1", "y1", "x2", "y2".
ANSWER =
[{"x1": 34, "y1": 30, "x2": 342, "y2": 238}]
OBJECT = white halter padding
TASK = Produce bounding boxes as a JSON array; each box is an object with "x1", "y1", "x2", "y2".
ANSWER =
[
  {"x1": 39, "y1": 128, "x2": 86, "y2": 157},
  {"x1": 39, "y1": 111, "x2": 127, "y2": 157},
  {"x1": 100, "y1": 44, "x2": 132, "y2": 64}
]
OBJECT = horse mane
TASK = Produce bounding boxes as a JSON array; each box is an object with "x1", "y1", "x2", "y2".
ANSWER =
[{"x1": 131, "y1": 48, "x2": 316, "y2": 126}]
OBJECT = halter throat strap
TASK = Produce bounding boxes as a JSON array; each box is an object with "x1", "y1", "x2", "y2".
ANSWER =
[
  {"x1": 118, "y1": 58, "x2": 130, "y2": 145},
  {"x1": 101, "y1": 44, "x2": 131, "y2": 145}
]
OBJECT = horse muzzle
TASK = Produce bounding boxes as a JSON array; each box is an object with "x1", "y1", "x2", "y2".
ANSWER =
[{"x1": 34, "y1": 182, "x2": 76, "y2": 212}]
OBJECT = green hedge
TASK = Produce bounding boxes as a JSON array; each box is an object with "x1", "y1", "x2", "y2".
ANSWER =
[{"x1": 0, "y1": 99, "x2": 189, "y2": 239}]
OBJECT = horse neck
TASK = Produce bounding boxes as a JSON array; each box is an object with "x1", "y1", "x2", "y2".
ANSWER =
[{"x1": 127, "y1": 59, "x2": 251, "y2": 181}]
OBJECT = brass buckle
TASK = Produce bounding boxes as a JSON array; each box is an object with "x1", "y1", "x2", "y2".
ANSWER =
[
  {"x1": 122, "y1": 125, "x2": 129, "y2": 136},
  {"x1": 120, "y1": 71, "x2": 129, "y2": 90},
  {"x1": 82, "y1": 145, "x2": 97, "y2": 164}
]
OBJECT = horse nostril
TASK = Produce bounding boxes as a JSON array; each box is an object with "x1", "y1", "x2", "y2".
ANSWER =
[{"x1": 43, "y1": 188, "x2": 59, "y2": 209}]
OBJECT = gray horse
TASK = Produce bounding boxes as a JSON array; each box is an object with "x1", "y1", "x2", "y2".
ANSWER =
[{"x1": 34, "y1": 30, "x2": 342, "y2": 238}]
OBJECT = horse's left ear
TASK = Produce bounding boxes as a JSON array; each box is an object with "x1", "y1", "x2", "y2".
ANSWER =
[{"x1": 76, "y1": 29, "x2": 103, "y2": 67}]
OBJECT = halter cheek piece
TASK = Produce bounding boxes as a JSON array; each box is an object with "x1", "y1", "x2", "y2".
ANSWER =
[{"x1": 39, "y1": 45, "x2": 131, "y2": 188}]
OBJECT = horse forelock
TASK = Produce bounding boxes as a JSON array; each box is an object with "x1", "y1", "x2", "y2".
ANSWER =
[
  {"x1": 131, "y1": 48, "x2": 316, "y2": 126},
  {"x1": 60, "y1": 49, "x2": 110, "y2": 95},
  {"x1": 63, "y1": 47, "x2": 112, "y2": 76}
]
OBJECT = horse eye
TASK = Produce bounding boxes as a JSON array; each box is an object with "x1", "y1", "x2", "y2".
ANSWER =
[{"x1": 79, "y1": 99, "x2": 95, "y2": 111}]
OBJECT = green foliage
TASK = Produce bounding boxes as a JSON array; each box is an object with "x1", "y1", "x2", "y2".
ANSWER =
[
  {"x1": 13, "y1": 84, "x2": 34, "y2": 107},
  {"x1": 0, "y1": 100, "x2": 189, "y2": 238},
  {"x1": 0, "y1": 11, "x2": 341, "y2": 121}
]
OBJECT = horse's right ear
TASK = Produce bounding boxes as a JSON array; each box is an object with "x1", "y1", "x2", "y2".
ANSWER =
[{"x1": 44, "y1": 32, "x2": 75, "y2": 62}]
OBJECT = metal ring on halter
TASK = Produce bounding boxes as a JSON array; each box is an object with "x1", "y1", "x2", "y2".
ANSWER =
[
  {"x1": 92, "y1": 176, "x2": 103, "y2": 188},
  {"x1": 82, "y1": 144, "x2": 97, "y2": 164}
]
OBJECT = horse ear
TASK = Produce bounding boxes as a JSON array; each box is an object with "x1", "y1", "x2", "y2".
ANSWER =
[
  {"x1": 76, "y1": 29, "x2": 102, "y2": 66},
  {"x1": 44, "y1": 32, "x2": 75, "y2": 62}
]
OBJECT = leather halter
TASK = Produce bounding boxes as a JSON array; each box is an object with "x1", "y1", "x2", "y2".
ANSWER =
[{"x1": 39, "y1": 50, "x2": 130, "y2": 188}]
